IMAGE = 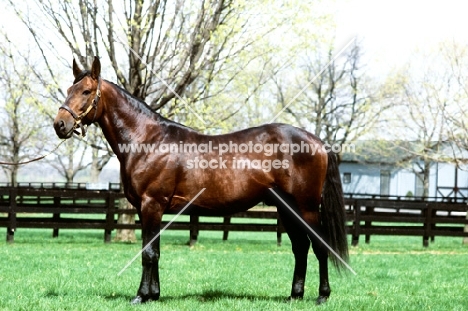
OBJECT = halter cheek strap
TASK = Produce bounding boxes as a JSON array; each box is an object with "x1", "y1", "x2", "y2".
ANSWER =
[{"x1": 59, "y1": 77, "x2": 101, "y2": 137}]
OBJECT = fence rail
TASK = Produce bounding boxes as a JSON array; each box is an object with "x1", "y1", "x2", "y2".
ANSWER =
[
  {"x1": 1, "y1": 186, "x2": 467, "y2": 245},
  {"x1": 346, "y1": 198, "x2": 468, "y2": 246}
]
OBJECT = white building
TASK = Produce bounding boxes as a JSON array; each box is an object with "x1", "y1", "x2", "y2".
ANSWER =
[{"x1": 339, "y1": 142, "x2": 468, "y2": 199}]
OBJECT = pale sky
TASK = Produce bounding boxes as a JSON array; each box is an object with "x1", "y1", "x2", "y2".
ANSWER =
[
  {"x1": 335, "y1": 0, "x2": 468, "y2": 75},
  {"x1": 3, "y1": 0, "x2": 468, "y2": 76}
]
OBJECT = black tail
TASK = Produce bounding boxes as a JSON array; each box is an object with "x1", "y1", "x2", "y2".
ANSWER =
[{"x1": 321, "y1": 151, "x2": 348, "y2": 270}]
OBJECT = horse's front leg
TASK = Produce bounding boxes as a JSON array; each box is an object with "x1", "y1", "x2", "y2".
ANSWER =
[{"x1": 131, "y1": 199, "x2": 163, "y2": 304}]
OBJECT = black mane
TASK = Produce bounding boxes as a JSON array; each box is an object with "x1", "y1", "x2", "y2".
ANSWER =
[
  {"x1": 106, "y1": 80, "x2": 196, "y2": 132},
  {"x1": 75, "y1": 69, "x2": 196, "y2": 132}
]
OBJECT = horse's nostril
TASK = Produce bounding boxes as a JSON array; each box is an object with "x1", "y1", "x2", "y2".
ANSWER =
[{"x1": 54, "y1": 119, "x2": 67, "y2": 135}]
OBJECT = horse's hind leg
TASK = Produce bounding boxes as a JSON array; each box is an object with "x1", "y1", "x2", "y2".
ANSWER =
[
  {"x1": 279, "y1": 204, "x2": 330, "y2": 304},
  {"x1": 311, "y1": 235, "x2": 330, "y2": 304},
  {"x1": 277, "y1": 207, "x2": 310, "y2": 299},
  {"x1": 288, "y1": 209, "x2": 330, "y2": 304},
  {"x1": 289, "y1": 226, "x2": 311, "y2": 299},
  {"x1": 268, "y1": 188, "x2": 326, "y2": 301}
]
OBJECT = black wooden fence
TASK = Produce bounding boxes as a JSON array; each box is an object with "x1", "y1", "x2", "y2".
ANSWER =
[
  {"x1": 346, "y1": 196, "x2": 468, "y2": 246},
  {"x1": 1, "y1": 185, "x2": 467, "y2": 246}
]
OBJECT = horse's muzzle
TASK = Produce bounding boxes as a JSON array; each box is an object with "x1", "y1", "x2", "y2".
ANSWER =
[{"x1": 53, "y1": 115, "x2": 74, "y2": 139}]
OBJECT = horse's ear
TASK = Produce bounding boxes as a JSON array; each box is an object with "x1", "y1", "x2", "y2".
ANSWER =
[
  {"x1": 90, "y1": 56, "x2": 101, "y2": 80},
  {"x1": 72, "y1": 58, "x2": 83, "y2": 78}
]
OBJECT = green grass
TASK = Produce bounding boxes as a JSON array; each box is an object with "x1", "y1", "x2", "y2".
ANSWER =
[{"x1": 1, "y1": 229, "x2": 467, "y2": 311}]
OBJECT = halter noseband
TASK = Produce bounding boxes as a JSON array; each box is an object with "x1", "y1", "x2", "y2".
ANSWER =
[{"x1": 59, "y1": 77, "x2": 101, "y2": 137}]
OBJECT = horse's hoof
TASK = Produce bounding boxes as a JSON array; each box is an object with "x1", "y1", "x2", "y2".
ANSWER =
[
  {"x1": 316, "y1": 295, "x2": 329, "y2": 305},
  {"x1": 285, "y1": 295, "x2": 303, "y2": 302},
  {"x1": 130, "y1": 295, "x2": 159, "y2": 304},
  {"x1": 131, "y1": 296, "x2": 144, "y2": 305}
]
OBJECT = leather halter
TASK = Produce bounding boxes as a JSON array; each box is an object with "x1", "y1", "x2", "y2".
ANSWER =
[{"x1": 59, "y1": 77, "x2": 101, "y2": 137}]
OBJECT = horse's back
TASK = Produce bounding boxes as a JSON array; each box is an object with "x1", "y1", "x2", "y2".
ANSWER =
[{"x1": 163, "y1": 123, "x2": 328, "y2": 213}]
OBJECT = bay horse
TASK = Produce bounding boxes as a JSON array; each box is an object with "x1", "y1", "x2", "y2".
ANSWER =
[{"x1": 53, "y1": 57, "x2": 348, "y2": 305}]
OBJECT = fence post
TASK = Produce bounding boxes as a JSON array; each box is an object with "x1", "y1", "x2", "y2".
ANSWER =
[
  {"x1": 423, "y1": 203, "x2": 432, "y2": 247},
  {"x1": 222, "y1": 216, "x2": 230, "y2": 241},
  {"x1": 351, "y1": 200, "x2": 360, "y2": 246},
  {"x1": 365, "y1": 206, "x2": 373, "y2": 244},
  {"x1": 104, "y1": 193, "x2": 115, "y2": 243},
  {"x1": 189, "y1": 215, "x2": 199, "y2": 246},
  {"x1": 52, "y1": 197, "x2": 61, "y2": 238},
  {"x1": 7, "y1": 188, "x2": 17, "y2": 243}
]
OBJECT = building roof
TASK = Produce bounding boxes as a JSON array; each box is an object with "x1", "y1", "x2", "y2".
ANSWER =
[{"x1": 340, "y1": 140, "x2": 443, "y2": 165}]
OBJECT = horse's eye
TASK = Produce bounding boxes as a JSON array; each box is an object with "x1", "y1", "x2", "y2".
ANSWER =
[{"x1": 82, "y1": 90, "x2": 91, "y2": 96}]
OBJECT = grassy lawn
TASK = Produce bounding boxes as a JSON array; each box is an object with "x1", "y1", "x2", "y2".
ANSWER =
[{"x1": 1, "y1": 228, "x2": 467, "y2": 311}]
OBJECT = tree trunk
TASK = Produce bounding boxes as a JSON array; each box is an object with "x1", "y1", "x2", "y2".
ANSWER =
[
  {"x1": 66, "y1": 139, "x2": 74, "y2": 183},
  {"x1": 114, "y1": 185, "x2": 137, "y2": 243},
  {"x1": 10, "y1": 165, "x2": 18, "y2": 186},
  {"x1": 90, "y1": 147, "x2": 99, "y2": 183},
  {"x1": 422, "y1": 159, "x2": 431, "y2": 198}
]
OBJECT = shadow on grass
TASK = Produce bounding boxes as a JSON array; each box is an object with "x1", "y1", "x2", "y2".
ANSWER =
[
  {"x1": 162, "y1": 289, "x2": 289, "y2": 303},
  {"x1": 44, "y1": 290, "x2": 61, "y2": 298},
  {"x1": 103, "y1": 289, "x2": 290, "y2": 303}
]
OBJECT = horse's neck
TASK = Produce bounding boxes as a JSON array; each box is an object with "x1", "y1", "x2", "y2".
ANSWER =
[{"x1": 98, "y1": 82, "x2": 162, "y2": 161}]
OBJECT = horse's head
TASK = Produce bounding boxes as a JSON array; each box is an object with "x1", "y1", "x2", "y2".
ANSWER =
[{"x1": 54, "y1": 56, "x2": 102, "y2": 138}]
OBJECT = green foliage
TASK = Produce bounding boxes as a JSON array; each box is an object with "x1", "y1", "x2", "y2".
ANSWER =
[{"x1": 170, "y1": 0, "x2": 346, "y2": 134}]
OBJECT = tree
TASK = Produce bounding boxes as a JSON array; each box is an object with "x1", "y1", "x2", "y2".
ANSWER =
[
  {"x1": 436, "y1": 41, "x2": 468, "y2": 244},
  {"x1": 372, "y1": 44, "x2": 457, "y2": 197},
  {"x1": 8, "y1": 0, "x2": 272, "y2": 118},
  {"x1": 47, "y1": 125, "x2": 115, "y2": 183},
  {"x1": 47, "y1": 138, "x2": 91, "y2": 183},
  {"x1": 440, "y1": 41, "x2": 468, "y2": 164},
  {"x1": 0, "y1": 45, "x2": 47, "y2": 185},
  {"x1": 87, "y1": 126, "x2": 114, "y2": 183},
  {"x1": 266, "y1": 36, "x2": 383, "y2": 156}
]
